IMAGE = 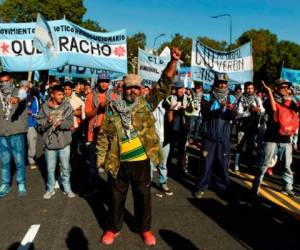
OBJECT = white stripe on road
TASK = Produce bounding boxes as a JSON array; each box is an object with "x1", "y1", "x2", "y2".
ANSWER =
[{"x1": 17, "y1": 224, "x2": 40, "y2": 250}]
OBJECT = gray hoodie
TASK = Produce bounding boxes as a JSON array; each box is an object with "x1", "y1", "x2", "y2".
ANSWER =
[
  {"x1": 37, "y1": 100, "x2": 73, "y2": 150},
  {"x1": 0, "y1": 88, "x2": 28, "y2": 136}
]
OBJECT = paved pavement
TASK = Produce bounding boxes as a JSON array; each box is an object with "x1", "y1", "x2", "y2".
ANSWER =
[
  {"x1": 1, "y1": 141, "x2": 300, "y2": 249},
  {"x1": 1, "y1": 164, "x2": 300, "y2": 249}
]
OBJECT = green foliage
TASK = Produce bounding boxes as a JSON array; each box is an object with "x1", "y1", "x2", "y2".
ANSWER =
[
  {"x1": 198, "y1": 37, "x2": 227, "y2": 51},
  {"x1": 80, "y1": 19, "x2": 107, "y2": 32},
  {"x1": 0, "y1": 0, "x2": 86, "y2": 24},
  {"x1": 234, "y1": 29, "x2": 300, "y2": 85},
  {"x1": 127, "y1": 32, "x2": 146, "y2": 73},
  {"x1": 0, "y1": 0, "x2": 103, "y2": 32},
  {"x1": 158, "y1": 33, "x2": 192, "y2": 66}
]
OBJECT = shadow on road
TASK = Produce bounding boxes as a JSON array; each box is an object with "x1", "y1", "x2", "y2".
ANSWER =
[
  {"x1": 159, "y1": 229, "x2": 200, "y2": 250},
  {"x1": 7, "y1": 242, "x2": 35, "y2": 250},
  {"x1": 188, "y1": 181, "x2": 300, "y2": 249},
  {"x1": 65, "y1": 227, "x2": 89, "y2": 250}
]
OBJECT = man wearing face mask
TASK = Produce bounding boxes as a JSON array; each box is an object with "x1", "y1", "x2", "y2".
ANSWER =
[
  {"x1": 234, "y1": 81, "x2": 265, "y2": 172},
  {"x1": 194, "y1": 73, "x2": 237, "y2": 199},
  {"x1": 165, "y1": 81, "x2": 192, "y2": 173},
  {"x1": 97, "y1": 48, "x2": 181, "y2": 246},
  {"x1": 0, "y1": 72, "x2": 28, "y2": 198}
]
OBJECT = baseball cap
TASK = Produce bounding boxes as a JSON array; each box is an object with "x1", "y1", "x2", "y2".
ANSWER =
[
  {"x1": 98, "y1": 72, "x2": 110, "y2": 82},
  {"x1": 214, "y1": 73, "x2": 229, "y2": 83},
  {"x1": 275, "y1": 78, "x2": 292, "y2": 87},
  {"x1": 174, "y1": 81, "x2": 184, "y2": 88}
]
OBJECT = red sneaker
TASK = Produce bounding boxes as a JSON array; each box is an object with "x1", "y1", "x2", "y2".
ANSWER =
[
  {"x1": 266, "y1": 168, "x2": 273, "y2": 176},
  {"x1": 141, "y1": 231, "x2": 156, "y2": 246},
  {"x1": 101, "y1": 231, "x2": 119, "y2": 245}
]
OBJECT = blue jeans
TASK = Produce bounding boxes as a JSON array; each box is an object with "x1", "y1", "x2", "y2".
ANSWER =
[
  {"x1": 253, "y1": 142, "x2": 293, "y2": 192},
  {"x1": 45, "y1": 145, "x2": 72, "y2": 193},
  {"x1": 0, "y1": 134, "x2": 26, "y2": 186},
  {"x1": 187, "y1": 116, "x2": 202, "y2": 139},
  {"x1": 151, "y1": 143, "x2": 170, "y2": 184}
]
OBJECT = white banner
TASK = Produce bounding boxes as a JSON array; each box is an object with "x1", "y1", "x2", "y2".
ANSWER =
[
  {"x1": 191, "y1": 40, "x2": 253, "y2": 84},
  {"x1": 138, "y1": 47, "x2": 170, "y2": 84}
]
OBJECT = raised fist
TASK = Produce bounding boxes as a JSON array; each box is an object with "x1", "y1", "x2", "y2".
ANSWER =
[{"x1": 170, "y1": 48, "x2": 181, "y2": 61}]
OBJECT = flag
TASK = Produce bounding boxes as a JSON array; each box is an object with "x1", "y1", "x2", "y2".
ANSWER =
[{"x1": 33, "y1": 13, "x2": 55, "y2": 59}]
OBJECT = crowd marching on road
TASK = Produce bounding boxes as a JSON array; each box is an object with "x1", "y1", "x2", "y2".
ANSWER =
[{"x1": 1, "y1": 47, "x2": 300, "y2": 247}]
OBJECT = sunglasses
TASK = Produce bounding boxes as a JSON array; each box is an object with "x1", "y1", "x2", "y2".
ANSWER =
[
  {"x1": 125, "y1": 86, "x2": 141, "y2": 90},
  {"x1": 279, "y1": 85, "x2": 290, "y2": 90}
]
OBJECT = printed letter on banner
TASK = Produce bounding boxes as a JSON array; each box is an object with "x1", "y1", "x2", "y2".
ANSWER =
[
  {"x1": 0, "y1": 19, "x2": 127, "y2": 73},
  {"x1": 191, "y1": 40, "x2": 253, "y2": 85},
  {"x1": 138, "y1": 48, "x2": 170, "y2": 84}
]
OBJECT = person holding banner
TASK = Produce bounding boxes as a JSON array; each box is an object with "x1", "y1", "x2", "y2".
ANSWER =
[
  {"x1": 97, "y1": 48, "x2": 181, "y2": 246},
  {"x1": 194, "y1": 73, "x2": 237, "y2": 199},
  {"x1": 0, "y1": 72, "x2": 28, "y2": 198}
]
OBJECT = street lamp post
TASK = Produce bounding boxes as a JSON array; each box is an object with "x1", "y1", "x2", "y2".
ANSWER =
[
  {"x1": 153, "y1": 33, "x2": 166, "y2": 55},
  {"x1": 211, "y1": 14, "x2": 232, "y2": 46}
]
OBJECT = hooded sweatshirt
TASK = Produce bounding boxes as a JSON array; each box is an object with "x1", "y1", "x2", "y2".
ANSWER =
[{"x1": 37, "y1": 100, "x2": 73, "y2": 150}]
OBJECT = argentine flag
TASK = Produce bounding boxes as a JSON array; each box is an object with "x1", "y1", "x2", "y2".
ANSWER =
[{"x1": 33, "y1": 13, "x2": 56, "y2": 59}]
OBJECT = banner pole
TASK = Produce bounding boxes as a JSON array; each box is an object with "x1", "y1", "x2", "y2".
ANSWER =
[{"x1": 27, "y1": 71, "x2": 32, "y2": 82}]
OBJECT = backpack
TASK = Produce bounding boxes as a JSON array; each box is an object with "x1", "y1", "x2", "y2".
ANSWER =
[{"x1": 274, "y1": 102, "x2": 299, "y2": 136}]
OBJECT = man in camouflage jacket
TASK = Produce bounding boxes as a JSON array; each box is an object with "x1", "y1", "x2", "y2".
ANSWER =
[{"x1": 97, "y1": 48, "x2": 181, "y2": 246}]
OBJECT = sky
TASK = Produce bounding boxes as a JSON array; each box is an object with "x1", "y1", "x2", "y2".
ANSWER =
[{"x1": 84, "y1": 0, "x2": 300, "y2": 48}]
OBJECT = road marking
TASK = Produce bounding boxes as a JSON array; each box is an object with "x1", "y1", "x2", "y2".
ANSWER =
[
  {"x1": 267, "y1": 188, "x2": 300, "y2": 211},
  {"x1": 231, "y1": 172, "x2": 300, "y2": 221},
  {"x1": 237, "y1": 172, "x2": 300, "y2": 211},
  {"x1": 17, "y1": 224, "x2": 40, "y2": 250}
]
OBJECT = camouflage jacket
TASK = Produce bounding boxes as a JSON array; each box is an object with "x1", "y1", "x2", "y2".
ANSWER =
[{"x1": 96, "y1": 71, "x2": 173, "y2": 178}]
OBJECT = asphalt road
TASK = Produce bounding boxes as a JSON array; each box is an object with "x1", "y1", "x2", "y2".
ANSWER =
[
  {"x1": 1, "y1": 132, "x2": 300, "y2": 250},
  {"x1": 1, "y1": 149, "x2": 300, "y2": 250}
]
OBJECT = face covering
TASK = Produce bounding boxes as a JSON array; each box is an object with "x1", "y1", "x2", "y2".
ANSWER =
[
  {"x1": 0, "y1": 81, "x2": 14, "y2": 96},
  {"x1": 0, "y1": 81, "x2": 14, "y2": 120}
]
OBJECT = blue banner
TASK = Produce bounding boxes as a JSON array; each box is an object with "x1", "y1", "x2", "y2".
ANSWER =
[
  {"x1": 0, "y1": 19, "x2": 127, "y2": 73},
  {"x1": 281, "y1": 67, "x2": 300, "y2": 85},
  {"x1": 191, "y1": 40, "x2": 253, "y2": 85},
  {"x1": 49, "y1": 65, "x2": 125, "y2": 80}
]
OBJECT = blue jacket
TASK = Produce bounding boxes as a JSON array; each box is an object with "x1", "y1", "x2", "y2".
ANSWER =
[
  {"x1": 27, "y1": 96, "x2": 39, "y2": 127},
  {"x1": 200, "y1": 93, "x2": 236, "y2": 142}
]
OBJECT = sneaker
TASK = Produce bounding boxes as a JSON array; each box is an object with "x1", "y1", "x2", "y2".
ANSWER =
[
  {"x1": 183, "y1": 168, "x2": 189, "y2": 173},
  {"x1": 98, "y1": 168, "x2": 105, "y2": 174},
  {"x1": 18, "y1": 184, "x2": 27, "y2": 197},
  {"x1": 160, "y1": 183, "x2": 173, "y2": 196},
  {"x1": 266, "y1": 168, "x2": 273, "y2": 176},
  {"x1": 0, "y1": 185, "x2": 12, "y2": 198},
  {"x1": 43, "y1": 190, "x2": 55, "y2": 199},
  {"x1": 64, "y1": 191, "x2": 76, "y2": 198},
  {"x1": 101, "y1": 231, "x2": 119, "y2": 245},
  {"x1": 234, "y1": 165, "x2": 240, "y2": 173},
  {"x1": 282, "y1": 189, "x2": 298, "y2": 198},
  {"x1": 29, "y1": 164, "x2": 38, "y2": 169},
  {"x1": 193, "y1": 190, "x2": 205, "y2": 199},
  {"x1": 54, "y1": 180, "x2": 60, "y2": 189},
  {"x1": 141, "y1": 231, "x2": 156, "y2": 246}
]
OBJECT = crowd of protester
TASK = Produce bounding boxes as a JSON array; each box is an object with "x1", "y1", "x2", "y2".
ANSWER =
[{"x1": 0, "y1": 47, "x2": 299, "y2": 246}]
